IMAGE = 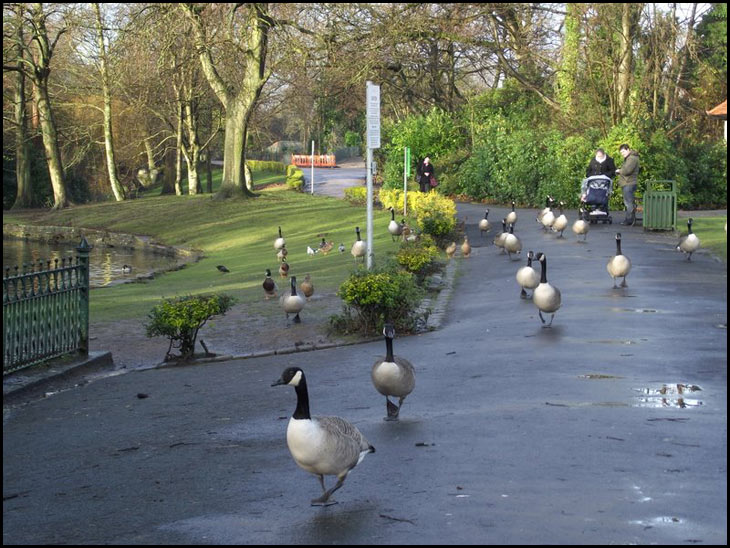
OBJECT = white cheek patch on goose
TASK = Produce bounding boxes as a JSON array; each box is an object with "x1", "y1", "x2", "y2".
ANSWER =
[{"x1": 289, "y1": 370, "x2": 303, "y2": 386}]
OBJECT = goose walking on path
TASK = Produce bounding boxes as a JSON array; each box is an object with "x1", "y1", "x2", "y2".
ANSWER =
[
  {"x1": 503, "y1": 223, "x2": 522, "y2": 260},
  {"x1": 506, "y1": 201, "x2": 518, "y2": 226},
  {"x1": 551, "y1": 202, "x2": 568, "y2": 238},
  {"x1": 272, "y1": 367, "x2": 375, "y2": 506},
  {"x1": 676, "y1": 218, "x2": 701, "y2": 261},
  {"x1": 533, "y1": 252, "x2": 561, "y2": 327},
  {"x1": 479, "y1": 209, "x2": 491, "y2": 237},
  {"x1": 281, "y1": 276, "x2": 305, "y2": 322},
  {"x1": 371, "y1": 324, "x2": 415, "y2": 421},
  {"x1": 607, "y1": 233, "x2": 631, "y2": 288},
  {"x1": 516, "y1": 251, "x2": 540, "y2": 299},
  {"x1": 572, "y1": 209, "x2": 590, "y2": 242}
]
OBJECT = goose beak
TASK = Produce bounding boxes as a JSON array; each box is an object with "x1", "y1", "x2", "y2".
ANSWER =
[{"x1": 271, "y1": 377, "x2": 286, "y2": 387}]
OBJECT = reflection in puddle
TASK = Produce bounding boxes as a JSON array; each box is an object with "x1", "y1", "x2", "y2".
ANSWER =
[{"x1": 633, "y1": 384, "x2": 703, "y2": 409}]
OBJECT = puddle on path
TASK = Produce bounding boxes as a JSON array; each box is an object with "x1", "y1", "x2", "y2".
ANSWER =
[{"x1": 633, "y1": 383, "x2": 703, "y2": 409}]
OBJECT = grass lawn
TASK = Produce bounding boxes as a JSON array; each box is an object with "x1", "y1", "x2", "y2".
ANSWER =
[
  {"x1": 686, "y1": 217, "x2": 727, "y2": 263},
  {"x1": 3, "y1": 170, "x2": 405, "y2": 323}
]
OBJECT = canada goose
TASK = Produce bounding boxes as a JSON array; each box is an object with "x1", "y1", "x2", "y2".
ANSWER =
[
  {"x1": 494, "y1": 219, "x2": 508, "y2": 253},
  {"x1": 461, "y1": 235, "x2": 472, "y2": 258},
  {"x1": 515, "y1": 250, "x2": 539, "y2": 299},
  {"x1": 607, "y1": 232, "x2": 631, "y2": 288},
  {"x1": 274, "y1": 226, "x2": 285, "y2": 250},
  {"x1": 272, "y1": 367, "x2": 375, "y2": 506},
  {"x1": 503, "y1": 223, "x2": 522, "y2": 260},
  {"x1": 533, "y1": 252, "x2": 561, "y2": 327},
  {"x1": 371, "y1": 323, "x2": 416, "y2": 421},
  {"x1": 572, "y1": 209, "x2": 589, "y2": 242},
  {"x1": 351, "y1": 227, "x2": 366, "y2": 260},
  {"x1": 478, "y1": 209, "x2": 491, "y2": 237},
  {"x1": 676, "y1": 218, "x2": 700, "y2": 261},
  {"x1": 551, "y1": 202, "x2": 568, "y2": 238},
  {"x1": 536, "y1": 196, "x2": 554, "y2": 224},
  {"x1": 263, "y1": 268, "x2": 277, "y2": 299},
  {"x1": 540, "y1": 204, "x2": 555, "y2": 231},
  {"x1": 445, "y1": 241, "x2": 457, "y2": 259},
  {"x1": 282, "y1": 276, "x2": 305, "y2": 322},
  {"x1": 216, "y1": 265, "x2": 230, "y2": 273},
  {"x1": 279, "y1": 258, "x2": 290, "y2": 278},
  {"x1": 388, "y1": 207, "x2": 404, "y2": 241},
  {"x1": 300, "y1": 274, "x2": 314, "y2": 300},
  {"x1": 121, "y1": 264, "x2": 132, "y2": 274},
  {"x1": 277, "y1": 244, "x2": 288, "y2": 262},
  {"x1": 506, "y1": 201, "x2": 517, "y2": 226}
]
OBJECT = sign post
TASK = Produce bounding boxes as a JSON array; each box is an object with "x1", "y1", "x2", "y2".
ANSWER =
[
  {"x1": 366, "y1": 81, "x2": 380, "y2": 270},
  {"x1": 311, "y1": 140, "x2": 315, "y2": 194}
]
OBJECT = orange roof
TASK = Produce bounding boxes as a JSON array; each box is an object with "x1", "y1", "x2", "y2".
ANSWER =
[{"x1": 707, "y1": 100, "x2": 727, "y2": 119}]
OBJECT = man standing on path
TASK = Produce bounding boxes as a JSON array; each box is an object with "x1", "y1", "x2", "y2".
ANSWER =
[{"x1": 616, "y1": 144, "x2": 640, "y2": 225}]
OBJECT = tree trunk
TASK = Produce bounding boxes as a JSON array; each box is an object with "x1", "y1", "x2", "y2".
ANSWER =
[
  {"x1": 219, "y1": 99, "x2": 256, "y2": 197},
  {"x1": 557, "y1": 3, "x2": 580, "y2": 118},
  {"x1": 12, "y1": 13, "x2": 32, "y2": 210},
  {"x1": 94, "y1": 3, "x2": 125, "y2": 202},
  {"x1": 175, "y1": 101, "x2": 184, "y2": 196},
  {"x1": 29, "y1": 2, "x2": 69, "y2": 209},
  {"x1": 206, "y1": 153, "x2": 213, "y2": 194},
  {"x1": 616, "y1": 3, "x2": 640, "y2": 123},
  {"x1": 35, "y1": 80, "x2": 68, "y2": 209}
]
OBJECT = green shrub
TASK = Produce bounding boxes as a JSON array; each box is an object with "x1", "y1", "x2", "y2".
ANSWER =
[
  {"x1": 396, "y1": 235, "x2": 441, "y2": 280},
  {"x1": 145, "y1": 293, "x2": 235, "y2": 361},
  {"x1": 379, "y1": 189, "x2": 457, "y2": 240},
  {"x1": 247, "y1": 160, "x2": 286, "y2": 173},
  {"x1": 334, "y1": 266, "x2": 424, "y2": 334},
  {"x1": 344, "y1": 186, "x2": 367, "y2": 204},
  {"x1": 286, "y1": 166, "x2": 304, "y2": 191}
]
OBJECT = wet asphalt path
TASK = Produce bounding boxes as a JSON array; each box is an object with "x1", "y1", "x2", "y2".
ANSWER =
[{"x1": 3, "y1": 204, "x2": 726, "y2": 544}]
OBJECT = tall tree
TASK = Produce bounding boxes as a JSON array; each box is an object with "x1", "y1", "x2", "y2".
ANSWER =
[
  {"x1": 180, "y1": 3, "x2": 272, "y2": 198},
  {"x1": 93, "y1": 3, "x2": 125, "y2": 201}
]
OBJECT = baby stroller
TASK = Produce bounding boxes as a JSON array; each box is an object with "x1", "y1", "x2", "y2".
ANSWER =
[{"x1": 580, "y1": 175, "x2": 614, "y2": 224}]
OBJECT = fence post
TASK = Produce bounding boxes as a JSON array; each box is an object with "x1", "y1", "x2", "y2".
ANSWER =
[{"x1": 76, "y1": 237, "x2": 92, "y2": 355}]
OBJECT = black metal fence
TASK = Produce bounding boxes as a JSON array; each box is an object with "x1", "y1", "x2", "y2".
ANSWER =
[{"x1": 3, "y1": 238, "x2": 91, "y2": 375}]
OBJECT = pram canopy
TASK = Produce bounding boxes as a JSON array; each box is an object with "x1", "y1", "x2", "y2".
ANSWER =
[{"x1": 581, "y1": 174, "x2": 613, "y2": 206}]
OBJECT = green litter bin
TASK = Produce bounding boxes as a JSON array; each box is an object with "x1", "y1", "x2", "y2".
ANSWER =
[{"x1": 643, "y1": 179, "x2": 677, "y2": 231}]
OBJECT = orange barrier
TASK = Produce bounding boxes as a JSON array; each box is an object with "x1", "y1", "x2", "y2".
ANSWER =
[{"x1": 291, "y1": 154, "x2": 337, "y2": 168}]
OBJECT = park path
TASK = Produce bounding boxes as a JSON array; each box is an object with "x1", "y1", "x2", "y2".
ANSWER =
[{"x1": 3, "y1": 201, "x2": 726, "y2": 545}]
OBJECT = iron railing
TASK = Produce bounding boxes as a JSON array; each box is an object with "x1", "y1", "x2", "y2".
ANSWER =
[{"x1": 3, "y1": 238, "x2": 91, "y2": 375}]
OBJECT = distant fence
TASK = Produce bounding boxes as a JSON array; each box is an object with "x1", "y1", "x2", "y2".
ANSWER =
[
  {"x1": 291, "y1": 154, "x2": 337, "y2": 168},
  {"x1": 3, "y1": 238, "x2": 91, "y2": 375}
]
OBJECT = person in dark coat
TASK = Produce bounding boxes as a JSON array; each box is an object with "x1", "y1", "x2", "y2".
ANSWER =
[
  {"x1": 416, "y1": 157, "x2": 436, "y2": 193},
  {"x1": 586, "y1": 148, "x2": 616, "y2": 178}
]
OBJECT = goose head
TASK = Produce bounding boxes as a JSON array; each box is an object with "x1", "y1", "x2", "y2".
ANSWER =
[
  {"x1": 271, "y1": 366, "x2": 304, "y2": 387},
  {"x1": 687, "y1": 218, "x2": 694, "y2": 234},
  {"x1": 526, "y1": 250, "x2": 534, "y2": 266},
  {"x1": 484, "y1": 208, "x2": 490, "y2": 219},
  {"x1": 615, "y1": 232, "x2": 623, "y2": 255},
  {"x1": 290, "y1": 276, "x2": 298, "y2": 296},
  {"x1": 355, "y1": 226, "x2": 362, "y2": 241}
]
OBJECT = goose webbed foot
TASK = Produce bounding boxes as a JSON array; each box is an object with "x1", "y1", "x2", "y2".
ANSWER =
[
  {"x1": 311, "y1": 476, "x2": 345, "y2": 506},
  {"x1": 293, "y1": 313, "x2": 301, "y2": 324},
  {"x1": 621, "y1": 278, "x2": 628, "y2": 288},
  {"x1": 384, "y1": 397, "x2": 400, "y2": 421},
  {"x1": 520, "y1": 288, "x2": 528, "y2": 299}
]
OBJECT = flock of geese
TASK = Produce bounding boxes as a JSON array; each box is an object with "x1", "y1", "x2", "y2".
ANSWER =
[{"x1": 264, "y1": 203, "x2": 706, "y2": 505}]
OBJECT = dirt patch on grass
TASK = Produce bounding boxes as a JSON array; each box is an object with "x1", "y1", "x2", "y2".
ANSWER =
[{"x1": 90, "y1": 291, "x2": 356, "y2": 370}]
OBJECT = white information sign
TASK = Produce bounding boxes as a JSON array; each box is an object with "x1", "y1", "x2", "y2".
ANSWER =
[{"x1": 366, "y1": 83, "x2": 380, "y2": 149}]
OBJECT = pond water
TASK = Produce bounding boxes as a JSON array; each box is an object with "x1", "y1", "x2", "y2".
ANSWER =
[{"x1": 3, "y1": 238, "x2": 180, "y2": 288}]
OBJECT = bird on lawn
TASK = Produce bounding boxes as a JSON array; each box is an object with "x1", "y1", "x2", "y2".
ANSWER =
[
  {"x1": 216, "y1": 265, "x2": 230, "y2": 273},
  {"x1": 263, "y1": 268, "x2": 277, "y2": 299},
  {"x1": 272, "y1": 367, "x2": 375, "y2": 506}
]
